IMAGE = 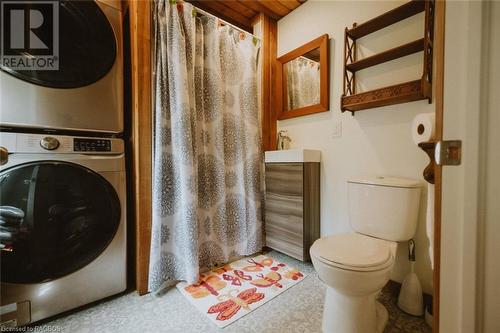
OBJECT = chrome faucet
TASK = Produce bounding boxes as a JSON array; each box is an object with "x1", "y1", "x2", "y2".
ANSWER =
[{"x1": 276, "y1": 130, "x2": 292, "y2": 150}]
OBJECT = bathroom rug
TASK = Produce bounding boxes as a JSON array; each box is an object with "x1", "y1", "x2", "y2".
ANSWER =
[{"x1": 177, "y1": 254, "x2": 307, "y2": 328}]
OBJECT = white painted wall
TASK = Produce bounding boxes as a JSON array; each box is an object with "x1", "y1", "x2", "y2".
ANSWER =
[{"x1": 277, "y1": 0, "x2": 434, "y2": 293}]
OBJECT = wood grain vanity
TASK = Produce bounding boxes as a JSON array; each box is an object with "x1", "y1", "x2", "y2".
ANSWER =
[{"x1": 264, "y1": 149, "x2": 320, "y2": 261}]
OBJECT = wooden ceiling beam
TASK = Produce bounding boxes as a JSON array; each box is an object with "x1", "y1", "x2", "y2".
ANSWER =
[
  {"x1": 256, "y1": 0, "x2": 290, "y2": 17},
  {"x1": 277, "y1": 0, "x2": 302, "y2": 11},
  {"x1": 188, "y1": 0, "x2": 253, "y2": 31},
  {"x1": 214, "y1": 0, "x2": 258, "y2": 19},
  {"x1": 187, "y1": 0, "x2": 307, "y2": 28},
  {"x1": 236, "y1": 0, "x2": 282, "y2": 21}
]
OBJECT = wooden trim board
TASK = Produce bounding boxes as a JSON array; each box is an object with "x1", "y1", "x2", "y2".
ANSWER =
[
  {"x1": 257, "y1": 13, "x2": 278, "y2": 151},
  {"x1": 128, "y1": 0, "x2": 152, "y2": 295},
  {"x1": 433, "y1": 0, "x2": 446, "y2": 331}
]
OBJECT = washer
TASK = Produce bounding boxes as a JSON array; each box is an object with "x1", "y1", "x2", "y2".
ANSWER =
[
  {"x1": 0, "y1": 0, "x2": 123, "y2": 134},
  {"x1": 0, "y1": 132, "x2": 126, "y2": 326}
]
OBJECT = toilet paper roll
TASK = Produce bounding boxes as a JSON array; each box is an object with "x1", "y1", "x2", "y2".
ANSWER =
[{"x1": 412, "y1": 113, "x2": 436, "y2": 144}]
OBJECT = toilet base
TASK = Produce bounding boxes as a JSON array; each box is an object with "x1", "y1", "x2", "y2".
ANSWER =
[
  {"x1": 322, "y1": 287, "x2": 388, "y2": 333},
  {"x1": 375, "y1": 301, "x2": 388, "y2": 333}
]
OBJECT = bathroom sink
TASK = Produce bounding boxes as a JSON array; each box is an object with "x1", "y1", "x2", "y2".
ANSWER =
[{"x1": 264, "y1": 149, "x2": 321, "y2": 163}]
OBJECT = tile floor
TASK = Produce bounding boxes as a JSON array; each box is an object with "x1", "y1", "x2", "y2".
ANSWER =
[{"x1": 34, "y1": 251, "x2": 431, "y2": 333}]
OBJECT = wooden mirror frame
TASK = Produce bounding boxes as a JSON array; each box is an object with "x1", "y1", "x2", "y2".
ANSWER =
[{"x1": 276, "y1": 34, "x2": 329, "y2": 120}]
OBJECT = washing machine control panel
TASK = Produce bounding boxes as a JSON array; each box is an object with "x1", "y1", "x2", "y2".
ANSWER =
[
  {"x1": 0, "y1": 133, "x2": 124, "y2": 154},
  {"x1": 74, "y1": 138, "x2": 112, "y2": 152}
]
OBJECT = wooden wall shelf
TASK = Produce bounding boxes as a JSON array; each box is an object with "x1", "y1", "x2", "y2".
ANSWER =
[
  {"x1": 341, "y1": 0, "x2": 435, "y2": 114},
  {"x1": 342, "y1": 79, "x2": 431, "y2": 112},
  {"x1": 347, "y1": 0, "x2": 426, "y2": 39},
  {"x1": 346, "y1": 38, "x2": 424, "y2": 72}
]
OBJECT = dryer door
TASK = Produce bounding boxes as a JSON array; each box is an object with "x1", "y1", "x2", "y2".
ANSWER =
[
  {"x1": 0, "y1": 161, "x2": 121, "y2": 283},
  {"x1": 0, "y1": 0, "x2": 116, "y2": 88}
]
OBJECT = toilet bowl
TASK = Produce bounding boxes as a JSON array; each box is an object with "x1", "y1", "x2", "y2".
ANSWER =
[
  {"x1": 311, "y1": 233, "x2": 397, "y2": 333},
  {"x1": 311, "y1": 176, "x2": 421, "y2": 333}
]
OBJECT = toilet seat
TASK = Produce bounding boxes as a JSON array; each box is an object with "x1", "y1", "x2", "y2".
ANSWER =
[{"x1": 310, "y1": 233, "x2": 395, "y2": 272}]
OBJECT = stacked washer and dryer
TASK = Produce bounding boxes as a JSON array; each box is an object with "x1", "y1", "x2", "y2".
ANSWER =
[{"x1": 0, "y1": 1, "x2": 126, "y2": 326}]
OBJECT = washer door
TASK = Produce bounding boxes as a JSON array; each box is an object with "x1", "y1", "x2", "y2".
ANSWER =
[
  {"x1": 0, "y1": 0, "x2": 116, "y2": 88},
  {"x1": 0, "y1": 161, "x2": 121, "y2": 284}
]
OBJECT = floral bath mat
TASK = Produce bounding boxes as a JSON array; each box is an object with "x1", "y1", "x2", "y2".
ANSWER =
[{"x1": 176, "y1": 254, "x2": 307, "y2": 328}]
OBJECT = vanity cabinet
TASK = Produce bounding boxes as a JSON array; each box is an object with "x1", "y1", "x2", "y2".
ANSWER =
[{"x1": 264, "y1": 162, "x2": 320, "y2": 261}]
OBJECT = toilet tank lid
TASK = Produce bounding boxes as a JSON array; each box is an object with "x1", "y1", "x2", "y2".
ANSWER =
[{"x1": 348, "y1": 176, "x2": 421, "y2": 188}]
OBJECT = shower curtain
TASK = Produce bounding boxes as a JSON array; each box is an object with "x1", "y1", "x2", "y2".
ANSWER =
[
  {"x1": 149, "y1": 1, "x2": 263, "y2": 291},
  {"x1": 287, "y1": 57, "x2": 320, "y2": 110}
]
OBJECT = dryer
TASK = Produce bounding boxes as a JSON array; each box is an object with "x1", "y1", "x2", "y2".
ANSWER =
[
  {"x1": 0, "y1": 132, "x2": 126, "y2": 326},
  {"x1": 0, "y1": 0, "x2": 123, "y2": 134}
]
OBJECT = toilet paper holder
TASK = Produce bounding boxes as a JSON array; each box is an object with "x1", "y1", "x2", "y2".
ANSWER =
[{"x1": 418, "y1": 142, "x2": 436, "y2": 184}]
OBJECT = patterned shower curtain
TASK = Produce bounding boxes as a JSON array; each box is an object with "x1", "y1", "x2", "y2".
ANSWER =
[
  {"x1": 287, "y1": 57, "x2": 320, "y2": 110},
  {"x1": 149, "y1": 1, "x2": 263, "y2": 291}
]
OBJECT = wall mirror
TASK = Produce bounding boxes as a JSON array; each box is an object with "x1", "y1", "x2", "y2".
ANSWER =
[{"x1": 276, "y1": 34, "x2": 329, "y2": 120}]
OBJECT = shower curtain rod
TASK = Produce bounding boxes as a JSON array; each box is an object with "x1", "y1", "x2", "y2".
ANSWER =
[{"x1": 192, "y1": 5, "x2": 261, "y2": 41}]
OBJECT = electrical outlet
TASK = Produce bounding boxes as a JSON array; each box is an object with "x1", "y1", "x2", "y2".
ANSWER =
[{"x1": 332, "y1": 120, "x2": 342, "y2": 138}]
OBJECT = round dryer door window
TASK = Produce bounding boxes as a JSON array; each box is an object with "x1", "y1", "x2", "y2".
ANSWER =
[
  {"x1": 0, "y1": 1, "x2": 116, "y2": 88},
  {"x1": 0, "y1": 161, "x2": 121, "y2": 284}
]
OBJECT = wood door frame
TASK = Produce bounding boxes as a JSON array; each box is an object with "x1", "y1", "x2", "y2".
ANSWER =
[
  {"x1": 128, "y1": 0, "x2": 152, "y2": 295},
  {"x1": 433, "y1": 0, "x2": 445, "y2": 331}
]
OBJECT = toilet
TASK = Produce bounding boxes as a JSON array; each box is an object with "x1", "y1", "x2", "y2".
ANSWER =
[{"x1": 310, "y1": 176, "x2": 421, "y2": 333}]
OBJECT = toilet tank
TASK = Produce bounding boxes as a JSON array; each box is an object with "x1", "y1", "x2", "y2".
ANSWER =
[{"x1": 348, "y1": 176, "x2": 421, "y2": 241}]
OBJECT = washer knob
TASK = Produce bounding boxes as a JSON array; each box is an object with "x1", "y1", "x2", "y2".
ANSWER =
[
  {"x1": 0, "y1": 146, "x2": 8, "y2": 165},
  {"x1": 40, "y1": 137, "x2": 60, "y2": 150}
]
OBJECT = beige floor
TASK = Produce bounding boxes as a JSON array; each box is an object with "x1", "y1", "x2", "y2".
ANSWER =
[{"x1": 34, "y1": 251, "x2": 430, "y2": 333}]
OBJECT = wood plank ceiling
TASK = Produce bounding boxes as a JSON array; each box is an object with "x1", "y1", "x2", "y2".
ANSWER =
[{"x1": 185, "y1": 0, "x2": 307, "y2": 32}]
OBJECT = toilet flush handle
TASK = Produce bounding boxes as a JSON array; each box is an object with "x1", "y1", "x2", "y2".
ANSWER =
[{"x1": 408, "y1": 239, "x2": 416, "y2": 262}]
